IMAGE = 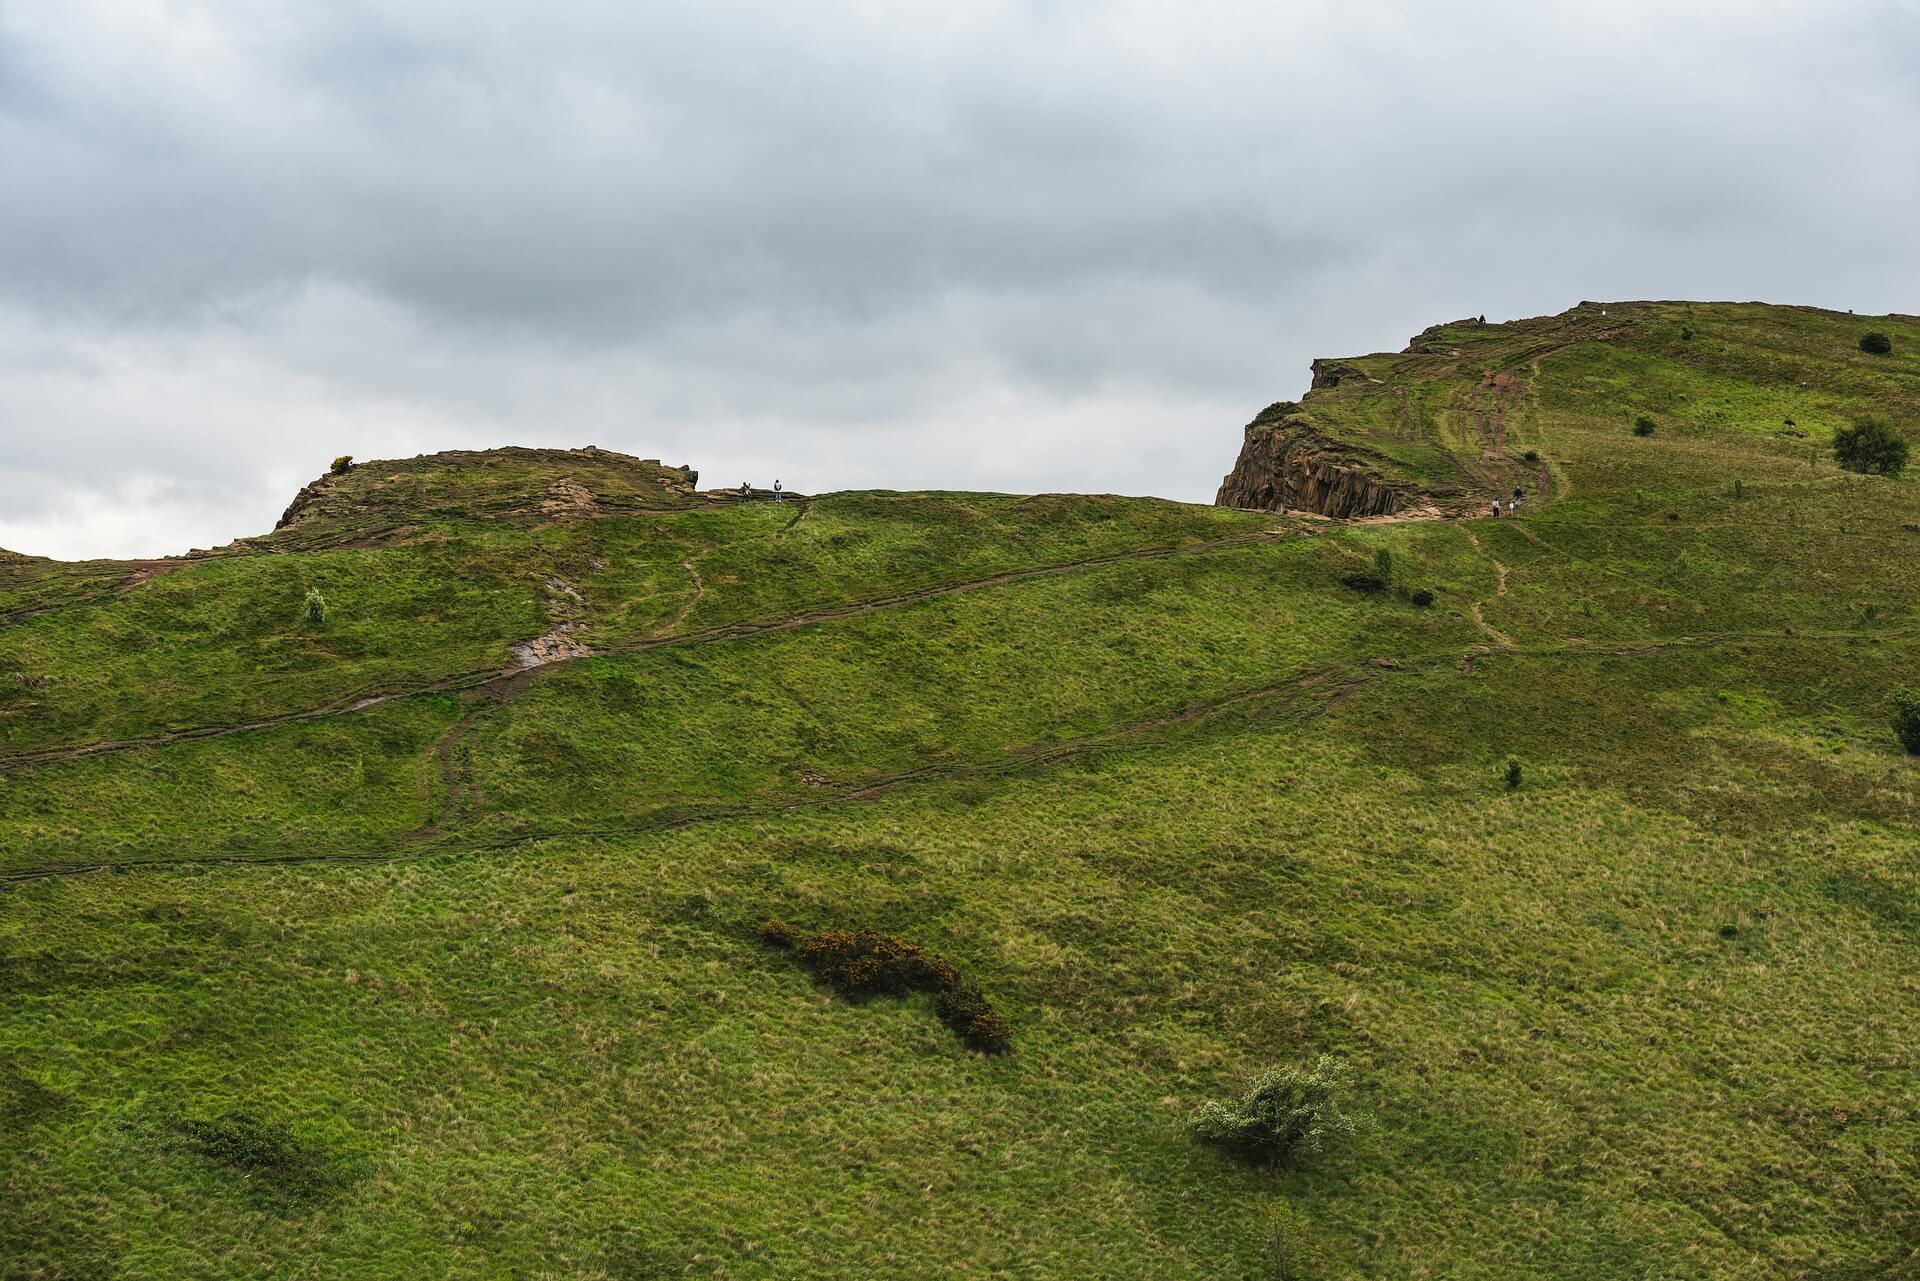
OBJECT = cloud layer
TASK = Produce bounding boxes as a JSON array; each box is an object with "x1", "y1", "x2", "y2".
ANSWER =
[{"x1": 3, "y1": 1, "x2": 1917, "y2": 557}]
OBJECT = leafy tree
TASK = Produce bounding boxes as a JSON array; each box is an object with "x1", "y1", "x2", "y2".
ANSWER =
[
  {"x1": 1890, "y1": 688, "x2": 1920, "y2": 755},
  {"x1": 304, "y1": 588, "x2": 328, "y2": 627},
  {"x1": 1859, "y1": 332, "x2": 1893, "y2": 355},
  {"x1": 1832, "y1": 418, "x2": 1910, "y2": 476}
]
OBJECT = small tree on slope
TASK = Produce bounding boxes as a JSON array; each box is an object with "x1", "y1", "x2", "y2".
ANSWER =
[
  {"x1": 1833, "y1": 419, "x2": 1910, "y2": 477},
  {"x1": 1890, "y1": 688, "x2": 1920, "y2": 755}
]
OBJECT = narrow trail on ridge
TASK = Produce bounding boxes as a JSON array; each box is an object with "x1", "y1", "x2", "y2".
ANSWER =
[{"x1": 662, "y1": 560, "x2": 705, "y2": 635}]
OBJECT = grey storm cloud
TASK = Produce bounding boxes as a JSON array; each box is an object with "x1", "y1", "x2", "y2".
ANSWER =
[{"x1": 2, "y1": 0, "x2": 1918, "y2": 557}]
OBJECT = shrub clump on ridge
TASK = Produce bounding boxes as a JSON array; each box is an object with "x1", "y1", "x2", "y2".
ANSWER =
[
  {"x1": 759, "y1": 921, "x2": 1011, "y2": 1054},
  {"x1": 1889, "y1": 688, "x2": 1920, "y2": 755},
  {"x1": 1833, "y1": 418, "x2": 1910, "y2": 477},
  {"x1": 1859, "y1": 332, "x2": 1893, "y2": 355},
  {"x1": 1188, "y1": 1056, "x2": 1361, "y2": 1170}
]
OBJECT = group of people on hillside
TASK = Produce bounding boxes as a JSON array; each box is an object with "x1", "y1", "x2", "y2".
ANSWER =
[
  {"x1": 1491, "y1": 485, "x2": 1525, "y2": 518},
  {"x1": 737, "y1": 479, "x2": 784, "y2": 502}
]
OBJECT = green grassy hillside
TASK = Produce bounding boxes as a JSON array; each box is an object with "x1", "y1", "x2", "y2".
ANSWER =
[{"x1": 5, "y1": 302, "x2": 1920, "y2": 1278}]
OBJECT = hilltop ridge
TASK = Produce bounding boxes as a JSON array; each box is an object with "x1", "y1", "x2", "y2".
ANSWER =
[
  {"x1": 1219, "y1": 299, "x2": 1918, "y2": 519},
  {"x1": 268, "y1": 445, "x2": 702, "y2": 548}
]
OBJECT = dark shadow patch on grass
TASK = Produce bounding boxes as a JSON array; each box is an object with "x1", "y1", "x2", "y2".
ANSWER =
[
  {"x1": 1, "y1": 1057, "x2": 68, "y2": 1128},
  {"x1": 1822, "y1": 874, "x2": 1919, "y2": 935},
  {"x1": 170, "y1": 1109, "x2": 360, "y2": 1210}
]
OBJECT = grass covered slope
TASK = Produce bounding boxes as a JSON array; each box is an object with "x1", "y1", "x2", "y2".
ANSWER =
[{"x1": 5, "y1": 303, "x2": 1920, "y2": 1278}]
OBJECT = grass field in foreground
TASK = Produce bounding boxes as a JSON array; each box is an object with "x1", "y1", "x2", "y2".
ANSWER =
[{"x1": 3, "y1": 300, "x2": 1919, "y2": 1278}]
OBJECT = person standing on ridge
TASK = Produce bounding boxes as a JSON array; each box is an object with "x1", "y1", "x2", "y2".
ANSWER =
[{"x1": 773, "y1": 479, "x2": 783, "y2": 503}]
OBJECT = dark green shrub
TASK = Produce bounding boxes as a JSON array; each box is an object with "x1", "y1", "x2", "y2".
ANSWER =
[
  {"x1": 1890, "y1": 688, "x2": 1920, "y2": 755},
  {"x1": 303, "y1": 588, "x2": 327, "y2": 627},
  {"x1": 1833, "y1": 418, "x2": 1910, "y2": 476},
  {"x1": 766, "y1": 925, "x2": 1009, "y2": 1053},
  {"x1": 1860, "y1": 332, "x2": 1893, "y2": 355},
  {"x1": 1504, "y1": 758, "x2": 1522, "y2": 790},
  {"x1": 1340, "y1": 573, "x2": 1386, "y2": 594},
  {"x1": 1717, "y1": 923, "x2": 1740, "y2": 938},
  {"x1": 1410, "y1": 588, "x2": 1434, "y2": 608},
  {"x1": 1633, "y1": 416, "x2": 1656, "y2": 437},
  {"x1": 1680, "y1": 324, "x2": 1695, "y2": 341},
  {"x1": 329, "y1": 454, "x2": 354, "y2": 475},
  {"x1": 1522, "y1": 449, "x2": 1540, "y2": 464},
  {"x1": 933, "y1": 984, "x2": 1013, "y2": 1054},
  {"x1": 1188, "y1": 1056, "x2": 1360, "y2": 1169}
]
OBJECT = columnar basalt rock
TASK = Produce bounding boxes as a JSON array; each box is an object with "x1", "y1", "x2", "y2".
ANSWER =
[{"x1": 1215, "y1": 407, "x2": 1407, "y2": 518}]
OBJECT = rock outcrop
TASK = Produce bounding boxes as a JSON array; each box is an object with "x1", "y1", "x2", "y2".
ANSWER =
[
  {"x1": 273, "y1": 446, "x2": 701, "y2": 534},
  {"x1": 1308, "y1": 360, "x2": 1375, "y2": 391},
  {"x1": 1215, "y1": 405, "x2": 1407, "y2": 519}
]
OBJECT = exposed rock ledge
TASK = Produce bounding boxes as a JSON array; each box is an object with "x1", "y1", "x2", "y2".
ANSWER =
[{"x1": 1215, "y1": 404, "x2": 1408, "y2": 519}]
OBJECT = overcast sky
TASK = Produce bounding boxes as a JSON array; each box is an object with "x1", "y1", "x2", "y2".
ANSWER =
[{"x1": 2, "y1": 1, "x2": 1916, "y2": 559}]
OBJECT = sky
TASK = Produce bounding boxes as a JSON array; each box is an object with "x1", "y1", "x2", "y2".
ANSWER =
[{"x1": 2, "y1": 1, "x2": 1917, "y2": 560}]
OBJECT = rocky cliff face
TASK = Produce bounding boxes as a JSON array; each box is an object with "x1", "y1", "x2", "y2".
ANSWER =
[{"x1": 1215, "y1": 405, "x2": 1407, "y2": 519}]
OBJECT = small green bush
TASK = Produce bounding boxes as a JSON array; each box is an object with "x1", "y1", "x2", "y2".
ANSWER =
[
  {"x1": 1340, "y1": 573, "x2": 1386, "y2": 594},
  {"x1": 1188, "y1": 1056, "x2": 1360, "y2": 1169},
  {"x1": 303, "y1": 588, "x2": 327, "y2": 627},
  {"x1": 1505, "y1": 758, "x2": 1522, "y2": 790},
  {"x1": 1410, "y1": 588, "x2": 1434, "y2": 608},
  {"x1": 329, "y1": 455, "x2": 354, "y2": 475},
  {"x1": 1833, "y1": 418, "x2": 1910, "y2": 476},
  {"x1": 1633, "y1": 416, "x2": 1656, "y2": 437},
  {"x1": 1680, "y1": 324, "x2": 1695, "y2": 341},
  {"x1": 1859, "y1": 332, "x2": 1893, "y2": 355},
  {"x1": 1889, "y1": 688, "x2": 1920, "y2": 755},
  {"x1": 1522, "y1": 449, "x2": 1540, "y2": 464}
]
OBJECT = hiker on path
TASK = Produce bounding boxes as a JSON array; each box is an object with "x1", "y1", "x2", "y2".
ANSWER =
[
  {"x1": 773, "y1": 479, "x2": 783, "y2": 503},
  {"x1": 1512, "y1": 485, "x2": 1524, "y2": 508},
  {"x1": 739, "y1": 481, "x2": 751, "y2": 500},
  {"x1": 1491, "y1": 500, "x2": 1502, "y2": 518}
]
